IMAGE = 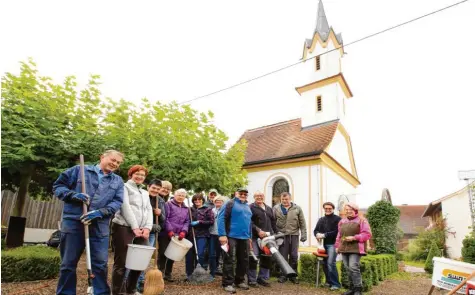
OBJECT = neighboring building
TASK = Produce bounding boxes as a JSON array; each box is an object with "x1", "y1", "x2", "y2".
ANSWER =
[
  {"x1": 422, "y1": 182, "x2": 474, "y2": 259},
  {"x1": 396, "y1": 205, "x2": 430, "y2": 250},
  {"x1": 237, "y1": 1, "x2": 359, "y2": 247}
]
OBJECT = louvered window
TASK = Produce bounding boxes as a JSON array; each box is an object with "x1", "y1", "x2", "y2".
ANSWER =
[
  {"x1": 316, "y1": 56, "x2": 321, "y2": 70},
  {"x1": 316, "y1": 96, "x2": 322, "y2": 112}
]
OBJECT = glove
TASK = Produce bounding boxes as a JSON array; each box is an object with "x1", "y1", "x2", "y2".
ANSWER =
[
  {"x1": 152, "y1": 224, "x2": 161, "y2": 233},
  {"x1": 263, "y1": 246, "x2": 271, "y2": 255},
  {"x1": 316, "y1": 233, "x2": 325, "y2": 239},
  {"x1": 168, "y1": 231, "x2": 174, "y2": 239},
  {"x1": 300, "y1": 236, "x2": 307, "y2": 243},
  {"x1": 71, "y1": 193, "x2": 90, "y2": 204},
  {"x1": 191, "y1": 221, "x2": 199, "y2": 227},
  {"x1": 178, "y1": 232, "x2": 185, "y2": 240},
  {"x1": 80, "y1": 210, "x2": 103, "y2": 225}
]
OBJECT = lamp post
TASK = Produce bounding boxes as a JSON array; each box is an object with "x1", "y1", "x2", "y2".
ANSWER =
[{"x1": 458, "y1": 170, "x2": 475, "y2": 226}]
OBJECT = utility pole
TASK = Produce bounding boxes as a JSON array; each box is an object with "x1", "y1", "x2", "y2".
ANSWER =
[{"x1": 458, "y1": 170, "x2": 475, "y2": 226}]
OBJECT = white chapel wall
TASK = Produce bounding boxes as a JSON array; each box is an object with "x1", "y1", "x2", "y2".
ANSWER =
[
  {"x1": 442, "y1": 190, "x2": 472, "y2": 259},
  {"x1": 326, "y1": 128, "x2": 353, "y2": 174}
]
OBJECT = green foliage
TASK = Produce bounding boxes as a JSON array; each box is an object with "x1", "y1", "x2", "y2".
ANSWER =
[
  {"x1": 340, "y1": 254, "x2": 397, "y2": 291},
  {"x1": 298, "y1": 254, "x2": 325, "y2": 285},
  {"x1": 1, "y1": 238, "x2": 5, "y2": 250},
  {"x1": 424, "y1": 242, "x2": 442, "y2": 274},
  {"x1": 1, "y1": 246, "x2": 60, "y2": 282},
  {"x1": 1, "y1": 59, "x2": 248, "y2": 212},
  {"x1": 462, "y1": 228, "x2": 475, "y2": 264},
  {"x1": 405, "y1": 218, "x2": 446, "y2": 261},
  {"x1": 366, "y1": 200, "x2": 401, "y2": 254}
]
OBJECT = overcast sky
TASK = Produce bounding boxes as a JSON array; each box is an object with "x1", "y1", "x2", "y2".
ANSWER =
[{"x1": 2, "y1": 0, "x2": 474, "y2": 208}]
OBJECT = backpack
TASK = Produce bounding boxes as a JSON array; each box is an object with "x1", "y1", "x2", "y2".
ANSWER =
[{"x1": 223, "y1": 198, "x2": 236, "y2": 234}]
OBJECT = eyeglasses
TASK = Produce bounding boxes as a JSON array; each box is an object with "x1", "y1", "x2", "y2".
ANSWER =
[
  {"x1": 134, "y1": 173, "x2": 146, "y2": 178},
  {"x1": 324, "y1": 207, "x2": 333, "y2": 210}
]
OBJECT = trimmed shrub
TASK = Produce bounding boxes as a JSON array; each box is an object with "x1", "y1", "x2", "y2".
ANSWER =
[
  {"x1": 298, "y1": 254, "x2": 325, "y2": 285},
  {"x1": 1, "y1": 246, "x2": 60, "y2": 282},
  {"x1": 365, "y1": 256, "x2": 379, "y2": 285},
  {"x1": 462, "y1": 230, "x2": 475, "y2": 264},
  {"x1": 425, "y1": 242, "x2": 442, "y2": 274},
  {"x1": 1, "y1": 238, "x2": 5, "y2": 250},
  {"x1": 360, "y1": 259, "x2": 373, "y2": 292},
  {"x1": 366, "y1": 200, "x2": 401, "y2": 254},
  {"x1": 340, "y1": 259, "x2": 350, "y2": 288}
]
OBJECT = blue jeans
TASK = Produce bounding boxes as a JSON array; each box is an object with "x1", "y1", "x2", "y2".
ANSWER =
[
  {"x1": 323, "y1": 244, "x2": 341, "y2": 287},
  {"x1": 248, "y1": 238, "x2": 270, "y2": 283},
  {"x1": 136, "y1": 232, "x2": 156, "y2": 288},
  {"x1": 342, "y1": 253, "x2": 362, "y2": 288},
  {"x1": 186, "y1": 237, "x2": 208, "y2": 276},
  {"x1": 209, "y1": 235, "x2": 221, "y2": 277},
  {"x1": 57, "y1": 231, "x2": 110, "y2": 295}
]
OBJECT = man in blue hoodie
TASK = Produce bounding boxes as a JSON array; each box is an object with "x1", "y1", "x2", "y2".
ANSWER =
[{"x1": 218, "y1": 188, "x2": 252, "y2": 293}]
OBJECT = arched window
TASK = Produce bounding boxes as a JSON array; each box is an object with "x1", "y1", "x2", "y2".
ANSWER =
[{"x1": 272, "y1": 178, "x2": 289, "y2": 206}]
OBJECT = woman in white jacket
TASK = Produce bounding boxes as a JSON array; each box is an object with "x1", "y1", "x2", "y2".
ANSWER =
[{"x1": 111, "y1": 165, "x2": 153, "y2": 295}]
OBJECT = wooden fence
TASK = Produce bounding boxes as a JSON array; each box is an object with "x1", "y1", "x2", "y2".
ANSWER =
[{"x1": 1, "y1": 190, "x2": 63, "y2": 229}]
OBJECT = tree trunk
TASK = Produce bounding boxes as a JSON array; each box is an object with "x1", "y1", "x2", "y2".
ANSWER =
[{"x1": 12, "y1": 164, "x2": 34, "y2": 217}]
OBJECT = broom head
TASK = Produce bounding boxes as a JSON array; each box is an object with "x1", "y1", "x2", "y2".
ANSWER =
[{"x1": 143, "y1": 266, "x2": 164, "y2": 295}]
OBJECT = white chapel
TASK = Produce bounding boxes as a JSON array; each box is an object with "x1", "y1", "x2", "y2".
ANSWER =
[{"x1": 237, "y1": 0, "x2": 360, "y2": 248}]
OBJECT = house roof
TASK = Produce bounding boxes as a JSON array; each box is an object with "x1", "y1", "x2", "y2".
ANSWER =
[
  {"x1": 422, "y1": 181, "x2": 474, "y2": 217},
  {"x1": 239, "y1": 118, "x2": 339, "y2": 166}
]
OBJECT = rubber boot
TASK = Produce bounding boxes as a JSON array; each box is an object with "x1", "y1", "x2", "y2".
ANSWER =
[{"x1": 353, "y1": 286, "x2": 362, "y2": 295}]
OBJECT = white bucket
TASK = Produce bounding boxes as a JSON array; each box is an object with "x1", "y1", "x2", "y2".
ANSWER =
[
  {"x1": 125, "y1": 243, "x2": 156, "y2": 271},
  {"x1": 165, "y1": 236, "x2": 193, "y2": 261}
]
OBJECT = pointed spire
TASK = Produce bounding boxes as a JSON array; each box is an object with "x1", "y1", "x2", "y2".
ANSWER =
[{"x1": 315, "y1": 0, "x2": 330, "y2": 37}]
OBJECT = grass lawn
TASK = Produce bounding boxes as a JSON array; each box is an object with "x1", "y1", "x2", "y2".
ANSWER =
[{"x1": 403, "y1": 260, "x2": 425, "y2": 268}]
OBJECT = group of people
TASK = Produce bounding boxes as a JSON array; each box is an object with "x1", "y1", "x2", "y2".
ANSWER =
[{"x1": 53, "y1": 149, "x2": 371, "y2": 295}]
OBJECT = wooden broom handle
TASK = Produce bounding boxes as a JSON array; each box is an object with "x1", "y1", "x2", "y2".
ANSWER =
[
  {"x1": 447, "y1": 270, "x2": 475, "y2": 295},
  {"x1": 154, "y1": 196, "x2": 159, "y2": 265}
]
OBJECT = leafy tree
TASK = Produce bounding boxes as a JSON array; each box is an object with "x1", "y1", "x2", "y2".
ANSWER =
[
  {"x1": 462, "y1": 228, "x2": 475, "y2": 264},
  {"x1": 424, "y1": 241, "x2": 442, "y2": 274},
  {"x1": 366, "y1": 200, "x2": 401, "y2": 254},
  {"x1": 1, "y1": 59, "x2": 106, "y2": 215}
]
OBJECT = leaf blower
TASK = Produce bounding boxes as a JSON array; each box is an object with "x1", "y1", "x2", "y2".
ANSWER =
[{"x1": 257, "y1": 233, "x2": 297, "y2": 278}]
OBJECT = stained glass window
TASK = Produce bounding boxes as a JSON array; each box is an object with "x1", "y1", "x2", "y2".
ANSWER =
[{"x1": 272, "y1": 178, "x2": 289, "y2": 206}]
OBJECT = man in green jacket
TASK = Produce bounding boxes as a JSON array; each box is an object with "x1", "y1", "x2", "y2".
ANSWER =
[{"x1": 273, "y1": 192, "x2": 307, "y2": 284}]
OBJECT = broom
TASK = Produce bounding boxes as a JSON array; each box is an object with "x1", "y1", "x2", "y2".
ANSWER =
[{"x1": 143, "y1": 196, "x2": 165, "y2": 295}]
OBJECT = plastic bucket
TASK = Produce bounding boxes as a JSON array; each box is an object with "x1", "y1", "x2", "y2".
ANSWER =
[
  {"x1": 165, "y1": 236, "x2": 193, "y2": 261},
  {"x1": 125, "y1": 243, "x2": 156, "y2": 271}
]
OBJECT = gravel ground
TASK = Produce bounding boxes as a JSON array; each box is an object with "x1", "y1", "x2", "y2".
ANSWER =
[{"x1": 2, "y1": 255, "x2": 450, "y2": 295}]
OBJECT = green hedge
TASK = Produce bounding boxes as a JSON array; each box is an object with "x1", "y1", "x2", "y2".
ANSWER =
[
  {"x1": 339, "y1": 254, "x2": 397, "y2": 292},
  {"x1": 298, "y1": 254, "x2": 325, "y2": 285},
  {"x1": 1, "y1": 246, "x2": 60, "y2": 282}
]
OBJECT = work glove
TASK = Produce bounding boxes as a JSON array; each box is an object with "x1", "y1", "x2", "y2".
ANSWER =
[
  {"x1": 263, "y1": 246, "x2": 271, "y2": 255},
  {"x1": 71, "y1": 193, "x2": 90, "y2": 205},
  {"x1": 191, "y1": 221, "x2": 199, "y2": 227},
  {"x1": 152, "y1": 224, "x2": 161, "y2": 233},
  {"x1": 80, "y1": 210, "x2": 103, "y2": 225},
  {"x1": 316, "y1": 233, "x2": 325, "y2": 239},
  {"x1": 178, "y1": 232, "x2": 186, "y2": 240},
  {"x1": 300, "y1": 236, "x2": 307, "y2": 243},
  {"x1": 168, "y1": 231, "x2": 175, "y2": 239}
]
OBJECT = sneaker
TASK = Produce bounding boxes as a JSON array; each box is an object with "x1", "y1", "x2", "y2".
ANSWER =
[
  {"x1": 164, "y1": 276, "x2": 175, "y2": 282},
  {"x1": 289, "y1": 277, "x2": 299, "y2": 284},
  {"x1": 237, "y1": 283, "x2": 249, "y2": 290},
  {"x1": 278, "y1": 276, "x2": 287, "y2": 283},
  {"x1": 223, "y1": 285, "x2": 236, "y2": 293},
  {"x1": 248, "y1": 282, "x2": 259, "y2": 288},
  {"x1": 257, "y1": 278, "x2": 270, "y2": 287},
  {"x1": 324, "y1": 283, "x2": 331, "y2": 288},
  {"x1": 330, "y1": 286, "x2": 340, "y2": 291},
  {"x1": 134, "y1": 292, "x2": 143, "y2": 295}
]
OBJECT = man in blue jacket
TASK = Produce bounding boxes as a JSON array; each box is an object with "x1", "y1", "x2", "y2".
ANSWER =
[
  {"x1": 218, "y1": 188, "x2": 252, "y2": 293},
  {"x1": 53, "y1": 150, "x2": 125, "y2": 295}
]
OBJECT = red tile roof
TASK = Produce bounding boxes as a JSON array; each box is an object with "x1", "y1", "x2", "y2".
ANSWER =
[
  {"x1": 239, "y1": 118, "x2": 339, "y2": 166},
  {"x1": 396, "y1": 205, "x2": 430, "y2": 234}
]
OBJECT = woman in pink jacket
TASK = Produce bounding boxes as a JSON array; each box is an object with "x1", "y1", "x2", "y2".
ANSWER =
[{"x1": 335, "y1": 203, "x2": 372, "y2": 295}]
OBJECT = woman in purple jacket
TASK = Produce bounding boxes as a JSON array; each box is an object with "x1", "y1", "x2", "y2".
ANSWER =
[
  {"x1": 160, "y1": 188, "x2": 190, "y2": 282},
  {"x1": 185, "y1": 193, "x2": 215, "y2": 280}
]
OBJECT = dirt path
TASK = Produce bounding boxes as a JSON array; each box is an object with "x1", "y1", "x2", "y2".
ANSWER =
[{"x1": 2, "y1": 255, "x2": 447, "y2": 295}]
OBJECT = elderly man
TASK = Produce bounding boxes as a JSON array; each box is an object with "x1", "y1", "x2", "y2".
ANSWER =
[
  {"x1": 206, "y1": 189, "x2": 218, "y2": 208},
  {"x1": 218, "y1": 188, "x2": 252, "y2": 293},
  {"x1": 248, "y1": 191, "x2": 277, "y2": 288},
  {"x1": 273, "y1": 192, "x2": 307, "y2": 284},
  {"x1": 53, "y1": 150, "x2": 125, "y2": 295}
]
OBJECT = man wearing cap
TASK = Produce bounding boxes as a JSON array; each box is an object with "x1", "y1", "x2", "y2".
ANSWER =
[
  {"x1": 206, "y1": 189, "x2": 218, "y2": 208},
  {"x1": 218, "y1": 188, "x2": 252, "y2": 293},
  {"x1": 314, "y1": 202, "x2": 342, "y2": 291}
]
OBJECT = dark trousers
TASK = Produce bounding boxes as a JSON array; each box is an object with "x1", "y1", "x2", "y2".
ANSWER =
[
  {"x1": 111, "y1": 223, "x2": 148, "y2": 295},
  {"x1": 342, "y1": 253, "x2": 362, "y2": 288},
  {"x1": 157, "y1": 234, "x2": 174, "y2": 277},
  {"x1": 56, "y1": 231, "x2": 110, "y2": 295},
  {"x1": 278, "y1": 235, "x2": 299, "y2": 276},
  {"x1": 186, "y1": 237, "x2": 208, "y2": 276},
  {"x1": 209, "y1": 235, "x2": 221, "y2": 277},
  {"x1": 222, "y1": 237, "x2": 249, "y2": 287}
]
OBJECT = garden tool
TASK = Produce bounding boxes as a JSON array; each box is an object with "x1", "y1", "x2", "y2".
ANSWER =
[
  {"x1": 143, "y1": 197, "x2": 165, "y2": 295},
  {"x1": 79, "y1": 155, "x2": 94, "y2": 295},
  {"x1": 313, "y1": 237, "x2": 328, "y2": 288},
  {"x1": 186, "y1": 196, "x2": 212, "y2": 284},
  {"x1": 258, "y1": 233, "x2": 297, "y2": 278}
]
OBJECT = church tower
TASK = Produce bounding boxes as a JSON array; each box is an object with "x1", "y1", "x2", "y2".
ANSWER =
[{"x1": 295, "y1": 0, "x2": 353, "y2": 129}]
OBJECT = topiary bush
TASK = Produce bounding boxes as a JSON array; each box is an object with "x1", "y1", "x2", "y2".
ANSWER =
[
  {"x1": 1, "y1": 246, "x2": 60, "y2": 282},
  {"x1": 366, "y1": 200, "x2": 401, "y2": 254},
  {"x1": 298, "y1": 253, "x2": 325, "y2": 285},
  {"x1": 424, "y1": 242, "x2": 442, "y2": 274},
  {"x1": 462, "y1": 230, "x2": 475, "y2": 264}
]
